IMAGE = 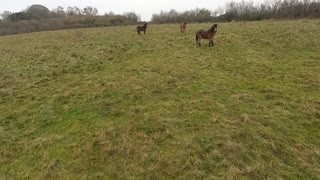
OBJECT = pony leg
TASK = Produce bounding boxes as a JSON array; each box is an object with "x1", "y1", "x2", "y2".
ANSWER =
[
  {"x1": 196, "y1": 35, "x2": 201, "y2": 46},
  {"x1": 209, "y1": 39, "x2": 214, "y2": 47},
  {"x1": 196, "y1": 35, "x2": 198, "y2": 45}
]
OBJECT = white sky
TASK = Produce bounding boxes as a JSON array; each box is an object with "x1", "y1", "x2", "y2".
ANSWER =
[{"x1": 0, "y1": 0, "x2": 252, "y2": 21}]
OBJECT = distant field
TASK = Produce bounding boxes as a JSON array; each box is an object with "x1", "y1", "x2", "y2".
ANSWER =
[{"x1": 0, "y1": 20, "x2": 319, "y2": 179}]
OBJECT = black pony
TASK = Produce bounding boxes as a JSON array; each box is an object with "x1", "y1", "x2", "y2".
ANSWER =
[{"x1": 137, "y1": 23, "x2": 148, "y2": 35}]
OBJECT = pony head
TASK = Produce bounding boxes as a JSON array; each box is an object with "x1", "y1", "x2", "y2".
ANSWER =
[{"x1": 211, "y1": 24, "x2": 218, "y2": 32}]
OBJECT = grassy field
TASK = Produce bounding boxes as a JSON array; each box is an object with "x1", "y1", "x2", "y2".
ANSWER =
[{"x1": 0, "y1": 20, "x2": 319, "y2": 179}]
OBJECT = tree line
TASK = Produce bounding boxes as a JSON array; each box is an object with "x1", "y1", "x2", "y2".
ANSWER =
[
  {"x1": 151, "y1": 0, "x2": 320, "y2": 23},
  {"x1": 223, "y1": 0, "x2": 320, "y2": 21},
  {"x1": 0, "y1": 5, "x2": 141, "y2": 36},
  {"x1": 151, "y1": 8, "x2": 214, "y2": 23},
  {"x1": 1, "y1": 0, "x2": 320, "y2": 36}
]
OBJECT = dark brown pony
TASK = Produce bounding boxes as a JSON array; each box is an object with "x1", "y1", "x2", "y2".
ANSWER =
[
  {"x1": 196, "y1": 24, "x2": 218, "y2": 47},
  {"x1": 180, "y1": 22, "x2": 187, "y2": 33},
  {"x1": 137, "y1": 23, "x2": 148, "y2": 34}
]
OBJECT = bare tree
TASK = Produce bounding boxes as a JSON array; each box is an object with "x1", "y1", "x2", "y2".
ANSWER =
[
  {"x1": 83, "y1": 6, "x2": 98, "y2": 16},
  {"x1": 52, "y1": 6, "x2": 65, "y2": 17},
  {"x1": 0, "y1": 11, "x2": 12, "y2": 21},
  {"x1": 123, "y1": 12, "x2": 140, "y2": 22},
  {"x1": 66, "y1": 6, "x2": 82, "y2": 16}
]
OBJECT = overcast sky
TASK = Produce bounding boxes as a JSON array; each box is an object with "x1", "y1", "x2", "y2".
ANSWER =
[{"x1": 1, "y1": 0, "x2": 250, "y2": 21}]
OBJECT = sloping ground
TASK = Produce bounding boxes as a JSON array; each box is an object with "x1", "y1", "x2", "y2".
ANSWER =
[{"x1": 0, "y1": 20, "x2": 319, "y2": 179}]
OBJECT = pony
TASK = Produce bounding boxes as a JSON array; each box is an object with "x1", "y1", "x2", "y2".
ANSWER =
[
  {"x1": 195, "y1": 24, "x2": 218, "y2": 47},
  {"x1": 180, "y1": 22, "x2": 187, "y2": 33},
  {"x1": 137, "y1": 23, "x2": 148, "y2": 35}
]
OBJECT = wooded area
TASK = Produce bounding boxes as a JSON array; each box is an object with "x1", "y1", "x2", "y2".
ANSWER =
[
  {"x1": 0, "y1": 5, "x2": 140, "y2": 36},
  {"x1": 151, "y1": 0, "x2": 320, "y2": 23}
]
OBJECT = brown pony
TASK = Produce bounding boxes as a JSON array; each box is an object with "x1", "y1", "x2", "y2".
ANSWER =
[
  {"x1": 137, "y1": 23, "x2": 148, "y2": 35},
  {"x1": 196, "y1": 24, "x2": 218, "y2": 47},
  {"x1": 180, "y1": 22, "x2": 187, "y2": 33}
]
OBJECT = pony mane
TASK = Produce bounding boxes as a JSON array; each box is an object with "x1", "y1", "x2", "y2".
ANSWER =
[
  {"x1": 207, "y1": 27, "x2": 214, "y2": 32},
  {"x1": 208, "y1": 24, "x2": 217, "y2": 32}
]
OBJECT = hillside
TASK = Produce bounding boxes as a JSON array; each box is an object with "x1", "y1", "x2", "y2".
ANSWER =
[{"x1": 0, "y1": 20, "x2": 319, "y2": 179}]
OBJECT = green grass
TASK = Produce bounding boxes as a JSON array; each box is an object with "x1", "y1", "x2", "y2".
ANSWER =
[{"x1": 0, "y1": 20, "x2": 320, "y2": 179}]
